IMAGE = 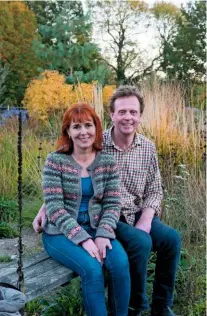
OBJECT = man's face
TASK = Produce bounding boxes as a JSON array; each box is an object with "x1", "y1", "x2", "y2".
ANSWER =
[{"x1": 110, "y1": 96, "x2": 141, "y2": 136}]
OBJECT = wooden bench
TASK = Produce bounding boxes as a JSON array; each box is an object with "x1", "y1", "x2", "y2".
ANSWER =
[
  {"x1": 0, "y1": 251, "x2": 77, "y2": 302},
  {"x1": 0, "y1": 206, "x2": 165, "y2": 303}
]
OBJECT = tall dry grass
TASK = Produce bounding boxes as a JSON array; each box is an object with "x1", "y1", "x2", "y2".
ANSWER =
[
  {"x1": 138, "y1": 82, "x2": 206, "y2": 315},
  {"x1": 138, "y1": 81, "x2": 205, "y2": 245},
  {"x1": 140, "y1": 81, "x2": 205, "y2": 178},
  {"x1": 164, "y1": 165, "x2": 205, "y2": 246},
  {"x1": 0, "y1": 120, "x2": 54, "y2": 198}
]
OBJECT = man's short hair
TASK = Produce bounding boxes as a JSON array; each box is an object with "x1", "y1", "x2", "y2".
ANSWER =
[{"x1": 109, "y1": 85, "x2": 145, "y2": 114}]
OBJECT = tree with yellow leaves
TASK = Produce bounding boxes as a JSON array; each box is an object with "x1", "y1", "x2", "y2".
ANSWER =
[{"x1": 23, "y1": 71, "x2": 71, "y2": 121}]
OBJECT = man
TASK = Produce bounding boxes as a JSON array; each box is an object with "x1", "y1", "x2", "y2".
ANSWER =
[{"x1": 33, "y1": 85, "x2": 181, "y2": 316}]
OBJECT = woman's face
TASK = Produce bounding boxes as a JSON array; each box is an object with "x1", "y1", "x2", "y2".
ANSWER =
[{"x1": 68, "y1": 119, "x2": 96, "y2": 152}]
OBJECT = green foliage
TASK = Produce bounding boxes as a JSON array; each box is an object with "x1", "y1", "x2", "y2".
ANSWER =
[
  {"x1": 160, "y1": 1, "x2": 205, "y2": 81},
  {"x1": 0, "y1": 1, "x2": 42, "y2": 105},
  {"x1": 0, "y1": 196, "x2": 18, "y2": 223},
  {"x1": 146, "y1": 252, "x2": 156, "y2": 296},
  {"x1": 32, "y1": 1, "x2": 109, "y2": 84},
  {"x1": 24, "y1": 279, "x2": 84, "y2": 316},
  {"x1": 151, "y1": 1, "x2": 180, "y2": 19},
  {"x1": 22, "y1": 198, "x2": 43, "y2": 228},
  {"x1": 146, "y1": 248, "x2": 206, "y2": 316},
  {"x1": 27, "y1": 1, "x2": 66, "y2": 26},
  {"x1": 25, "y1": 298, "x2": 43, "y2": 316},
  {"x1": 0, "y1": 62, "x2": 10, "y2": 105},
  {"x1": 174, "y1": 248, "x2": 206, "y2": 316},
  {"x1": 0, "y1": 255, "x2": 12, "y2": 263},
  {"x1": 41, "y1": 279, "x2": 84, "y2": 316},
  {"x1": 191, "y1": 83, "x2": 206, "y2": 110},
  {"x1": 0, "y1": 221, "x2": 18, "y2": 238}
]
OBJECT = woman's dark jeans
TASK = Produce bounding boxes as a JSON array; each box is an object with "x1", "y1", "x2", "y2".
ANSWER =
[
  {"x1": 42, "y1": 212, "x2": 130, "y2": 316},
  {"x1": 116, "y1": 213, "x2": 181, "y2": 312}
]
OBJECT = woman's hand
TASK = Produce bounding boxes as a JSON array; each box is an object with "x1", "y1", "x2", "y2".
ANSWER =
[
  {"x1": 95, "y1": 237, "x2": 112, "y2": 261},
  {"x1": 33, "y1": 204, "x2": 46, "y2": 233},
  {"x1": 81, "y1": 239, "x2": 102, "y2": 263}
]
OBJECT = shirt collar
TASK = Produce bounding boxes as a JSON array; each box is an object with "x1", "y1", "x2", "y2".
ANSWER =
[{"x1": 104, "y1": 127, "x2": 141, "y2": 148}]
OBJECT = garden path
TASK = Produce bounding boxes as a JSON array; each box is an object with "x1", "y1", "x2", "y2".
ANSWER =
[{"x1": 0, "y1": 228, "x2": 42, "y2": 259}]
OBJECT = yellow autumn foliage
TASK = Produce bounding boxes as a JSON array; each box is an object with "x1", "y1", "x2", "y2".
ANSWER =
[
  {"x1": 23, "y1": 70, "x2": 116, "y2": 121},
  {"x1": 103, "y1": 85, "x2": 116, "y2": 106},
  {"x1": 23, "y1": 71, "x2": 71, "y2": 121},
  {"x1": 72, "y1": 83, "x2": 94, "y2": 105}
]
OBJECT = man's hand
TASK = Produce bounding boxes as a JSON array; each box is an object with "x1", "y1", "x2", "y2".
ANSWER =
[
  {"x1": 95, "y1": 237, "x2": 112, "y2": 261},
  {"x1": 135, "y1": 207, "x2": 155, "y2": 234},
  {"x1": 135, "y1": 217, "x2": 152, "y2": 233},
  {"x1": 81, "y1": 239, "x2": 102, "y2": 263},
  {"x1": 32, "y1": 204, "x2": 46, "y2": 233}
]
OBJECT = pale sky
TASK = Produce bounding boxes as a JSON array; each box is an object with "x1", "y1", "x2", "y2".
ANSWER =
[
  {"x1": 84, "y1": 0, "x2": 195, "y2": 74},
  {"x1": 144, "y1": 0, "x2": 190, "y2": 7},
  {"x1": 83, "y1": 0, "x2": 192, "y2": 9}
]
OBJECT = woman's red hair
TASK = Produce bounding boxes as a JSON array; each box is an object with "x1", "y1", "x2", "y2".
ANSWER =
[{"x1": 56, "y1": 103, "x2": 103, "y2": 153}]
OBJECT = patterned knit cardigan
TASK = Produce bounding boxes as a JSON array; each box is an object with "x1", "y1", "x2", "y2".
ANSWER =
[{"x1": 42, "y1": 151, "x2": 121, "y2": 245}]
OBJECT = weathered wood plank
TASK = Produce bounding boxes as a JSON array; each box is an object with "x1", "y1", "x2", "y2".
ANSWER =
[
  {"x1": 0, "y1": 251, "x2": 76, "y2": 302},
  {"x1": 25, "y1": 266, "x2": 75, "y2": 301},
  {"x1": 1, "y1": 257, "x2": 63, "y2": 282},
  {"x1": 0, "y1": 252, "x2": 50, "y2": 276}
]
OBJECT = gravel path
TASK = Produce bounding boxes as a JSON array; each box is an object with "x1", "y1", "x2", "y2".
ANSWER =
[{"x1": 0, "y1": 228, "x2": 43, "y2": 259}]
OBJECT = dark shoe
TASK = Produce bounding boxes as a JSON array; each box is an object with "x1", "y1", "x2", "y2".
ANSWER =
[
  {"x1": 151, "y1": 306, "x2": 176, "y2": 316},
  {"x1": 128, "y1": 308, "x2": 142, "y2": 316}
]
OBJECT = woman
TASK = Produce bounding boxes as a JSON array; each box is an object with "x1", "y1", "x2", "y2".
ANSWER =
[{"x1": 41, "y1": 103, "x2": 130, "y2": 316}]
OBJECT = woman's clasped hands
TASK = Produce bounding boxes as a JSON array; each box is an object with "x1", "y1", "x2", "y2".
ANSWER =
[{"x1": 81, "y1": 237, "x2": 112, "y2": 264}]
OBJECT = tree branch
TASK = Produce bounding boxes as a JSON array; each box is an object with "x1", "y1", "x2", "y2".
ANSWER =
[
  {"x1": 106, "y1": 20, "x2": 119, "y2": 46},
  {"x1": 128, "y1": 54, "x2": 162, "y2": 80},
  {"x1": 98, "y1": 56, "x2": 117, "y2": 72},
  {"x1": 123, "y1": 52, "x2": 137, "y2": 70}
]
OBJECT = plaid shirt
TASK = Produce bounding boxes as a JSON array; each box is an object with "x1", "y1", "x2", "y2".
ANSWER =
[{"x1": 103, "y1": 128, "x2": 163, "y2": 226}]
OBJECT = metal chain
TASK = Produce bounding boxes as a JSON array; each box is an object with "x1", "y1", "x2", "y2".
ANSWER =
[
  {"x1": 17, "y1": 110, "x2": 24, "y2": 291},
  {"x1": 37, "y1": 141, "x2": 42, "y2": 173}
]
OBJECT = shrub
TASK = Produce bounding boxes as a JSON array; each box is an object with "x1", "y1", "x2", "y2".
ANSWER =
[
  {"x1": 0, "y1": 196, "x2": 18, "y2": 222},
  {"x1": 25, "y1": 299, "x2": 43, "y2": 316},
  {"x1": 0, "y1": 221, "x2": 18, "y2": 238},
  {"x1": 41, "y1": 278, "x2": 84, "y2": 316},
  {"x1": 0, "y1": 255, "x2": 12, "y2": 263},
  {"x1": 174, "y1": 248, "x2": 206, "y2": 316},
  {"x1": 23, "y1": 71, "x2": 71, "y2": 121}
]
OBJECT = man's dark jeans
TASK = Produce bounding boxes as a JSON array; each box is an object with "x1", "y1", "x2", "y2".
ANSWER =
[{"x1": 115, "y1": 213, "x2": 181, "y2": 312}]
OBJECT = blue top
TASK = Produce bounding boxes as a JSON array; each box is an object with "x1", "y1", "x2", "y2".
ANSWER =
[{"x1": 79, "y1": 176, "x2": 94, "y2": 212}]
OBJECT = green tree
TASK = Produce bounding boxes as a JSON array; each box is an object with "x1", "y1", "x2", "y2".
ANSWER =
[
  {"x1": 27, "y1": 1, "x2": 65, "y2": 26},
  {"x1": 160, "y1": 1, "x2": 206, "y2": 81},
  {"x1": 0, "y1": 62, "x2": 10, "y2": 106},
  {"x1": 33, "y1": 1, "x2": 111, "y2": 85},
  {"x1": 0, "y1": 1, "x2": 41, "y2": 105}
]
